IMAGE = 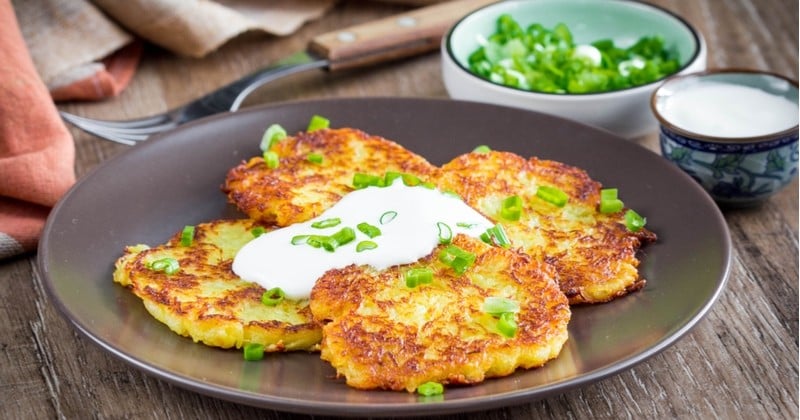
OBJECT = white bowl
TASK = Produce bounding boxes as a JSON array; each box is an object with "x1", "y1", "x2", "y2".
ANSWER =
[{"x1": 442, "y1": 0, "x2": 707, "y2": 139}]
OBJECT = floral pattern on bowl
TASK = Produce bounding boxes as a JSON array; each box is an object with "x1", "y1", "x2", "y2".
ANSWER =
[{"x1": 660, "y1": 126, "x2": 798, "y2": 206}]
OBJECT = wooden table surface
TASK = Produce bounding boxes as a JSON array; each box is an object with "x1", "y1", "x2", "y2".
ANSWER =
[{"x1": 3, "y1": 0, "x2": 797, "y2": 418}]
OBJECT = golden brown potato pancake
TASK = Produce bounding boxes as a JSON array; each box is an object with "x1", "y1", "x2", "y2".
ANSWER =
[
  {"x1": 436, "y1": 150, "x2": 657, "y2": 304},
  {"x1": 310, "y1": 235, "x2": 571, "y2": 392},
  {"x1": 223, "y1": 127, "x2": 439, "y2": 226},
  {"x1": 113, "y1": 219, "x2": 321, "y2": 352}
]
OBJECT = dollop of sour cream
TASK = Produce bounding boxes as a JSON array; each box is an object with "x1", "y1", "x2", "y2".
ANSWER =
[
  {"x1": 660, "y1": 81, "x2": 799, "y2": 138},
  {"x1": 232, "y1": 181, "x2": 494, "y2": 300}
]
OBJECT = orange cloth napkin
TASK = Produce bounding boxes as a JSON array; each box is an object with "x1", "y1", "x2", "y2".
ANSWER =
[{"x1": 0, "y1": 0, "x2": 75, "y2": 258}]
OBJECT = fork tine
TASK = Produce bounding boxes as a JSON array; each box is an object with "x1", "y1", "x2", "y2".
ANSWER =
[{"x1": 59, "y1": 111, "x2": 177, "y2": 144}]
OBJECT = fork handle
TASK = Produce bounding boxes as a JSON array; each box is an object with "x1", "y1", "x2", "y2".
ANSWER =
[{"x1": 309, "y1": 0, "x2": 497, "y2": 71}]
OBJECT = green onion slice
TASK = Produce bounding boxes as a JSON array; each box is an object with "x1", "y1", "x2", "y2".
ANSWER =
[
  {"x1": 307, "y1": 115, "x2": 330, "y2": 132},
  {"x1": 384, "y1": 171, "x2": 402, "y2": 186},
  {"x1": 180, "y1": 225, "x2": 195, "y2": 247},
  {"x1": 500, "y1": 195, "x2": 523, "y2": 221},
  {"x1": 482, "y1": 296, "x2": 520, "y2": 315},
  {"x1": 251, "y1": 226, "x2": 266, "y2": 237},
  {"x1": 263, "y1": 150, "x2": 279, "y2": 169},
  {"x1": 149, "y1": 257, "x2": 180, "y2": 275},
  {"x1": 352, "y1": 173, "x2": 383, "y2": 189},
  {"x1": 624, "y1": 209, "x2": 647, "y2": 232},
  {"x1": 473, "y1": 145, "x2": 491, "y2": 153},
  {"x1": 497, "y1": 312, "x2": 518, "y2": 338},
  {"x1": 379, "y1": 210, "x2": 398, "y2": 225},
  {"x1": 356, "y1": 240, "x2": 378, "y2": 252},
  {"x1": 243, "y1": 343, "x2": 265, "y2": 361},
  {"x1": 599, "y1": 188, "x2": 624, "y2": 213},
  {"x1": 307, "y1": 153, "x2": 324, "y2": 164},
  {"x1": 405, "y1": 267, "x2": 434, "y2": 288},
  {"x1": 291, "y1": 235, "x2": 310, "y2": 245},
  {"x1": 261, "y1": 287, "x2": 286, "y2": 306},
  {"x1": 417, "y1": 381, "x2": 444, "y2": 396},
  {"x1": 401, "y1": 173, "x2": 421, "y2": 187},
  {"x1": 438, "y1": 245, "x2": 476, "y2": 274},
  {"x1": 357, "y1": 222, "x2": 381, "y2": 238},
  {"x1": 536, "y1": 185, "x2": 569, "y2": 207},
  {"x1": 260, "y1": 124, "x2": 287, "y2": 151},
  {"x1": 436, "y1": 222, "x2": 453, "y2": 244},
  {"x1": 456, "y1": 222, "x2": 477, "y2": 229},
  {"x1": 311, "y1": 217, "x2": 341, "y2": 229},
  {"x1": 482, "y1": 224, "x2": 511, "y2": 248},
  {"x1": 330, "y1": 227, "x2": 356, "y2": 247}
]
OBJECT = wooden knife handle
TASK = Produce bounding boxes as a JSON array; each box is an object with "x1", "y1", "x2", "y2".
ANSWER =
[{"x1": 309, "y1": 0, "x2": 497, "y2": 71}]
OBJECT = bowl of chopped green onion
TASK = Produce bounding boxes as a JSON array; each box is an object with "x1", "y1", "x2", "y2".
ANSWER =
[{"x1": 442, "y1": 0, "x2": 706, "y2": 139}]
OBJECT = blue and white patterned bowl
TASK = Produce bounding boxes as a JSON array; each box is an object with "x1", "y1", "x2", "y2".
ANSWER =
[{"x1": 651, "y1": 70, "x2": 798, "y2": 207}]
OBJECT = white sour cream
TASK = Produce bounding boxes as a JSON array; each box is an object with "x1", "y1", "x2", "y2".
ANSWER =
[
  {"x1": 232, "y1": 181, "x2": 495, "y2": 300},
  {"x1": 660, "y1": 81, "x2": 799, "y2": 138}
]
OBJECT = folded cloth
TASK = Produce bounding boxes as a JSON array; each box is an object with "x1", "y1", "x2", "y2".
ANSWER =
[{"x1": 0, "y1": 0, "x2": 76, "y2": 259}]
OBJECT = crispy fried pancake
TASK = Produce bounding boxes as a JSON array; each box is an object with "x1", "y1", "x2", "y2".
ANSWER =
[
  {"x1": 436, "y1": 151, "x2": 657, "y2": 304},
  {"x1": 113, "y1": 219, "x2": 321, "y2": 351},
  {"x1": 310, "y1": 235, "x2": 570, "y2": 392},
  {"x1": 223, "y1": 128, "x2": 439, "y2": 226}
]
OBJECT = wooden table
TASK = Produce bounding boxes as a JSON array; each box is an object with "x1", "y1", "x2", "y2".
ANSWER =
[{"x1": 4, "y1": 0, "x2": 797, "y2": 418}]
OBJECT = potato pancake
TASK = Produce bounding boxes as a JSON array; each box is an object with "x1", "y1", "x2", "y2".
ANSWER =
[
  {"x1": 113, "y1": 219, "x2": 321, "y2": 351},
  {"x1": 310, "y1": 235, "x2": 571, "y2": 392},
  {"x1": 436, "y1": 150, "x2": 657, "y2": 304},
  {"x1": 223, "y1": 127, "x2": 439, "y2": 226}
]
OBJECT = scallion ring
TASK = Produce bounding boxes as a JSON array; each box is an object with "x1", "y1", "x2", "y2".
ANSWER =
[
  {"x1": 307, "y1": 115, "x2": 330, "y2": 132},
  {"x1": 624, "y1": 209, "x2": 647, "y2": 232},
  {"x1": 497, "y1": 312, "x2": 518, "y2": 338},
  {"x1": 307, "y1": 153, "x2": 324, "y2": 164},
  {"x1": 356, "y1": 240, "x2": 378, "y2": 252},
  {"x1": 259, "y1": 124, "x2": 287, "y2": 151},
  {"x1": 417, "y1": 381, "x2": 444, "y2": 396},
  {"x1": 243, "y1": 343, "x2": 265, "y2": 361},
  {"x1": 251, "y1": 226, "x2": 266, "y2": 238},
  {"x1": 356, "y1": 222, "x2": 381, "y2": 238},
  {"x1": 599, "y1": 188, "x2": 624, "y2": 214},
  {"x1": 438, "y1": 245, "x2": 476, "y2": 274},
  {"x1": 482, "y1": 296, "x2": 520, "y2": 315},
  {"x1": 180, "y1": 225, "x2": 195, "y2": 247},
  {"x1": 405, "y1": 267, "x2": 433, "y2": 288},
  {"x1": 436, "y1": 222, "x2": 453, "y2": 244},
  {"x1": 261, "y1": 287, "x2": 286, "y2": 306},
  {"x1": 473, "y1": 145, "x2": 491, "y2": 154},
  {"x1": 536, "y1": 185, "x2": 569, "y2": 207},
  {"x1": 379, "y1": 210, "x2": 398, "y2": 225},
  {"x1": 263, "y1": 150, "x2": 279, "y2": 169},
  {"x1": 311, "y1": 217, "x2": 341, "y2": 229},
  {"x1": 149, "y1": 257, "x2": 180, "y2": 275},
  {"x1": 352, "y1": 173, "x2": 383, "y2": 189}
]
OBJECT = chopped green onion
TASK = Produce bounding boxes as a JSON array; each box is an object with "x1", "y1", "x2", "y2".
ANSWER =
[
  {"x1": 624, "y1": 209, "x2": 647, "y2": 232},
  {"x1": 482, "y1": 296, "x2": 520, "y2": 315},
  {"x1": 251, "y1": 226, "x2": 266, "y2": 237},
  {"x1": 260, "y1": 124, "x2": 287, "y2": 151},
  {"x1": 384, "y1": 171, "x2": 402, "y2": 186},
  {"x1": 417, "y1": 381, "x2": 444, "y2": 396},
  {"x1": 180, "y1": 225, "x2": 195, "y2": 247},
  {"x1": 500, "y1": 195, "x2": 523, "y2": 221},
  {"x1": 243, "y1": 343, "x2": 265, "y2": 361},
  {"x1": 311, "y1": 217, "x2": 341, "y2": 229},
  {"x1": 353, "y1": 173, "x2": 383, "y2": 189},
  {"x1": 380, "y1": 210, "x2": 398, "y2": 225},
  {"x1": 482, "y1": 224, "x2": 511, "y2": 248},
  {"x1": 307, "y1": 115, "x2": 330, "y2": 132},
  {"x1": 599, "y1": 188, "x2": 625, "y2": 213},
  {"x1": 263, "y1": 150, "x2": 279, "y2": 169},
  {"x1": 456, "y1": 222, "x2": 477, "y2": 229},
  {"x1": 356, "y1": 240, "x2": 378, "y2": 252},
  {"x1": 329, "y1": 227, "x2": 356, "y2": 248},
  {"x1": 438, "y1": 245, "x2": 476, "y2": 274},
  {"x1": 149, "y1": 257, "x2": 180, "y2": 275},
  {"x1": 306, "y1": 235, "x2": 327, "y2": 249},
  {"x1": 261, "y1": 287, "x2": 285, "y2": 306},
  {"x1": 536, "y1": 185, "x2": 569, "y2": 207},
  {"x1": 401, "y1": 173, "x2": 421, "y2": 187},
  {"x1": 357, "y1": 222, "x2": 381, "y2": 238},
  {"x1": 473, "y1": 145, "x2": 491, "y2": 153},
  {"x1": 405, "y1": 267, "x2": 434, "y2": 288},
  {"x1": 291, "y1": 235, "x2": 310, "y2": 245},
  {"x1": 497, "y1": 312, "x2": 518, "y2": 338},
  {"x1": 436, "y1": 222, "x2": 453, "y2": 244},
  {"x1": 307, "y1": 153, "x2": 324, "y2": 164},
  {"x1": 420, "y1": 182, "x2": 436, "y2": 189}
]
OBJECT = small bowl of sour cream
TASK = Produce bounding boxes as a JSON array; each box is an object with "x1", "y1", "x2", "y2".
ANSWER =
[{"x1": 651, "y1": 69, "x2": 799, "y2": 207}]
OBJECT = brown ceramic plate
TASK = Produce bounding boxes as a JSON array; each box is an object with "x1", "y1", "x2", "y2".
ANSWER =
[{"x1": 39, "y1": 98, "x2": 730, "y2": 417}]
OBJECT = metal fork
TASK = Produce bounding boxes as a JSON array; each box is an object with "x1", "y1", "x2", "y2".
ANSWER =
[{"x1": 60, "y1": 53, "x2": 325, "y2": 146}]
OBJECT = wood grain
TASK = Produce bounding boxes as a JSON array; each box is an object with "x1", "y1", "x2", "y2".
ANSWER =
[{"x1": 2, "y1": 0, "x2": 797, "y2": 418}]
